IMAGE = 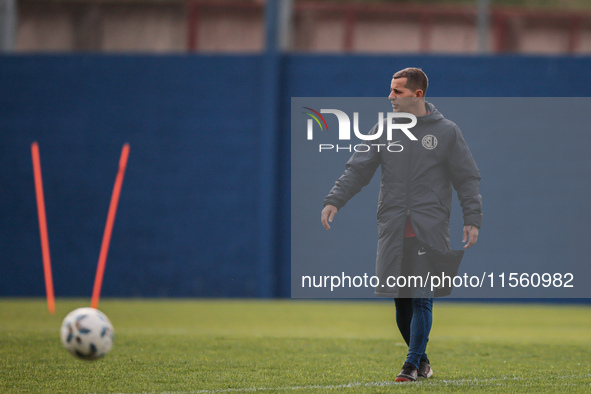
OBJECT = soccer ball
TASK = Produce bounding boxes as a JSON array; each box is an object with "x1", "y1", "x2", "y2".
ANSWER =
[{"x1": 60, "y1": 307, "x2": 114, "y2": 360}]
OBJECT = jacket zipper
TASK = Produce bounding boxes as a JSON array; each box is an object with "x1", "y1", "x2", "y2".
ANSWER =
[{"x1": 406, "y1": 134, "x2": 413, "y2": 219}]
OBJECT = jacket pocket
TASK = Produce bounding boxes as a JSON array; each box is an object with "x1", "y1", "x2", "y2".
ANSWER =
[
  {"x1": 377, "y1": 189, "x2": 390, "y2": 217},
  {"x1": 428, "y1": 187, "x2": 450, "y2": 215}
]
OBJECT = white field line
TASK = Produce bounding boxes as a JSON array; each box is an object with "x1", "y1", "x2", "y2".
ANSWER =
[{"x1": 157, "y1": 375, "x2": 590, "y2": 394}]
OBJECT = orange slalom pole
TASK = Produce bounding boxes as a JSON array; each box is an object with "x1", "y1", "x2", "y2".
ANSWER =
[
  {"x1": 91, "y1": 144, "x2": 130, "y2": 309},
  {"x1": 31, "y1": 142, "x2": 56, "y2": 315}
]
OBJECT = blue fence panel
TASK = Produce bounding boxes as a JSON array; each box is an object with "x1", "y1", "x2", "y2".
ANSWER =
[
  {"x1": 0, "y1": 55, "x2": 262, "y2": 297},
  {"x1": 277, "y1": 55, "x2": 591, "y2": 297},
  {"x1": 1, "y1": 54, "x2": 590, "y2": 297}
]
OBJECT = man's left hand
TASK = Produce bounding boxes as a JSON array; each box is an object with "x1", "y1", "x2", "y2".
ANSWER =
[{"x1": 463, "y1": 225, "x2": 479, "y2": 249}]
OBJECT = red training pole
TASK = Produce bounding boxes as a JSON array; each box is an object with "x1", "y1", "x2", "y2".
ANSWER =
[
  {"x1": 31, "y1": 142, "x2": 56, "y2": 315},
  {"x1": 91, "y1": 144, "x2": 130, "y2": 309}
]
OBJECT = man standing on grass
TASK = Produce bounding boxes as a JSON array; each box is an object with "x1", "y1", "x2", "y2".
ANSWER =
[{"x1": 320, "y1": 68, "x2": 482, "y2": 382}]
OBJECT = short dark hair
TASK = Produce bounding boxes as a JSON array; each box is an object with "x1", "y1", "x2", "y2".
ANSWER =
[{"x1": 393, "y1": 67, "x2": 428, "y2": 94}]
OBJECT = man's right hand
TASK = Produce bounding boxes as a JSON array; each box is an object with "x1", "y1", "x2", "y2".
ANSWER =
[{"x1": 321, "y1": 205, "x2": 338, "y2": 230}]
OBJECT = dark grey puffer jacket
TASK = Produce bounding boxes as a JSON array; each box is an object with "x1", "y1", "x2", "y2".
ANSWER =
[{"x1": 324, "y1": 101, "x2": 482, "y2": 297}]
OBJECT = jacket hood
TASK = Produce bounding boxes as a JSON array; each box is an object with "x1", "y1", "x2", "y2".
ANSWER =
[{"x1": 418, "y1": 101, "x2": 444, "y2": 123}]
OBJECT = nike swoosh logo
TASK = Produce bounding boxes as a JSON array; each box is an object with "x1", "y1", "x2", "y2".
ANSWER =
[{"x1": 418, "y1": 250, "x2": 426, "y2": 256}]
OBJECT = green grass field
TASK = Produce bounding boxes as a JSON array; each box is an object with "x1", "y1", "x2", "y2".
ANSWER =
[{"x1": 1, "y1": 299, "x2": 590, "y2": 393}]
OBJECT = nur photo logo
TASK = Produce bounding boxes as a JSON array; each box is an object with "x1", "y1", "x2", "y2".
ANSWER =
[{"x1": 303, "y1": 107, "x2": 418, "y2": 152}]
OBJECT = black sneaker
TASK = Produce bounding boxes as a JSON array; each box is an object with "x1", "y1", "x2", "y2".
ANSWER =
[
  {"x1": 418, "y1": 358, "x2": 433, "y2": 379},
  {"x1": 395, "y1": 362, "x2": 418, "y2": 382}
]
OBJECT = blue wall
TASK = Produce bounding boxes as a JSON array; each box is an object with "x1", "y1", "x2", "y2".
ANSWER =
[{"x1": 1, "y1": 55, "x2": 591, "y2": 297}]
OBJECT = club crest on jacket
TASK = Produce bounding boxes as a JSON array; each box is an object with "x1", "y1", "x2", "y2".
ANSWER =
[{"x1": 422, "y1": 135, "x2": 438, "y2": 150}]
